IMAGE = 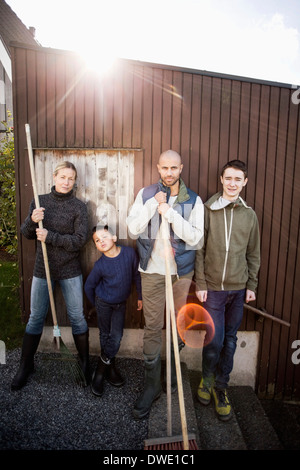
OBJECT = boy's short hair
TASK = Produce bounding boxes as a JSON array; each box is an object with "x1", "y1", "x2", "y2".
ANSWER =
[
  {"x1": 221, "y1": 160, "x2": 248, "y2": 179},
  {"x1": 92, "y1": 224, "x2": 115, "y2": 235}
]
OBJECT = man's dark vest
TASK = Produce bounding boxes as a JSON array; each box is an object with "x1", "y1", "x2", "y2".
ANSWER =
[{"x1": 136, "y1": 180, "x2": 198, "y2": 275}]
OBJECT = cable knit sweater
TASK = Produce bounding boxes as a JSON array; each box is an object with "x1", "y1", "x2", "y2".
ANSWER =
[
  {"x1": 21, "y1": 186, "x2": 88, "y2": 281},
  {"x1": 84, "y1": 245, "x2": 142, "y2": 305}
]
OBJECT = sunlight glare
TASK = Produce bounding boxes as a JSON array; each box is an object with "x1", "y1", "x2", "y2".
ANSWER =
[
  {"x1": 77, "y1": 44, "x2": 117, "y2": 77},
  {"x1": 176, "y1": 303, "x2": 215, "y2": 349},
  {"x1": 173, "y1": 279, "x2": 215, "y2": 348}
]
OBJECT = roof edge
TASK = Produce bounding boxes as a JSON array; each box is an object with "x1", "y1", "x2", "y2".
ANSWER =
[{"x1": 9, "y1": 41, "x2": 299, "y2": 90}]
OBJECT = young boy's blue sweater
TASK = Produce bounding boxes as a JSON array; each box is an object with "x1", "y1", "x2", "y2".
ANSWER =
[{"x1": 84, "y1": 245, "x2": 142, "y2": 305}]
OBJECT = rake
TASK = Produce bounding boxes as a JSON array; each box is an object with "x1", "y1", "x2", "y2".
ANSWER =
[
  {"x1": 144, "y1": 216, "x2": 198, "y2": 450},
  {"x1": 25, "y1": 123, "x2": 86, "y2": 386}
]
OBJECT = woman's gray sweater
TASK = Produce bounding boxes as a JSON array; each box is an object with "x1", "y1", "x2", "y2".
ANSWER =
[{"x1": 21, "y1": 186, "x2": 88, "y2": 281}]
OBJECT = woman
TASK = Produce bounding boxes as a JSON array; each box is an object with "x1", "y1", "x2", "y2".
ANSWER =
[{"x1": 11, "y1": 161, "x2": 90, "y2": 390}]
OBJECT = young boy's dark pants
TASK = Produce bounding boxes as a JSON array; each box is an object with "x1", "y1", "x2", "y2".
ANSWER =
[{"x1": 95, "y1": 297, "x2": 126, "y2": 359}]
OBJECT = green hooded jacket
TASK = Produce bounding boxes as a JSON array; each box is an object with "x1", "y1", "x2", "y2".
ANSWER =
[{"x1": 195, "y1": 192, "x2": 260, "y2": 292}]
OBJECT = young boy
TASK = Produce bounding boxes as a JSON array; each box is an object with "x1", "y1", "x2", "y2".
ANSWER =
[
  {"x1": 195, "y1": 160, "x2": 260, "y2": 421},
  {"x1": 84, "y1": 225, "x2": 142, "y2": 396}
]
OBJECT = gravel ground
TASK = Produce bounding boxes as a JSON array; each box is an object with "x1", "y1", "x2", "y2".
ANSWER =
[
  {"x1": 0, "y1": 349, "x2": 148, "y2": 451},
  {"x1": 2, "y1": 349, "x2": 300, "y2": 456}
]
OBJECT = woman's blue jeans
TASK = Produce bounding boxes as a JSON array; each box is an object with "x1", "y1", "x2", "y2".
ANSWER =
[
  {"x1": 26, "y1": 275, "x2": 88, "y2": 335},
  {"x1": 202, "y1": 289, "x2": 246, "y2": 390},
  {"x1": 95, "y1": 297, "x2": 126, "y2": 360}
]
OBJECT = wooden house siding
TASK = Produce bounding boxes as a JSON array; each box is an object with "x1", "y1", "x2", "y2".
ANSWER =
[
  {"x1": 32, "y1": 148, "x2": 140, "y2": 328},
  {"x1": 11, "y1": 43, "x2": 300, "y2": 400}
]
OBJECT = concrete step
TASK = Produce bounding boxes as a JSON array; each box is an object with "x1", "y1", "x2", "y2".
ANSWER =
[
  {"x1": 146, "y1": 363, "x2": 283, "y2": 450},
  {"x1": 189, "y1": 370, "x2": 284, "y2": 450},
  {"x1": 188, "y1": 369, "x2": 247, "y2": 450},
  {"x1": 229, "y1": 386, "x2": 284, "y2": 450}
]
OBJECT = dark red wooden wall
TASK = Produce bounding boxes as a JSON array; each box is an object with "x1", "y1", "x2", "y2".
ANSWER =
[{"x1": 11, "y1": 43, "x2": 300, "y2": 400}]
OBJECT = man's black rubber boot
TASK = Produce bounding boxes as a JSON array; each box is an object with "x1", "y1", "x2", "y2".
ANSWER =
[{"x1": 133, "y1": 355, "x2": 162, "y2": 419}]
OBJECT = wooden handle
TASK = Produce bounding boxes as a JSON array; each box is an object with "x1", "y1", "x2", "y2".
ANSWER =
[
  {"x1": 161, "y1": 216, "x2": 189, "y2": 450},
  {"x1": 165, "y1": 257, "x2": 172, "y2": 436},
  {"x1": 243, "y1": 303, "x2": 290, "y2": 327},
  {"x1": 25, "y1": 124, "x2": 60, "y2": 340}
]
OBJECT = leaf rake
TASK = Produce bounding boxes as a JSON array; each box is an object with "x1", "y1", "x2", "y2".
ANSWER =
[{"x1": 25, "y1": 123, "x2": 86, "y2": 387}]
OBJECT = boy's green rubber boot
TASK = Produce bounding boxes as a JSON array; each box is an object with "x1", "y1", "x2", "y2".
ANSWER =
[
  {"x1": 212, "y1": 387, "x2": 232, "y2": 421},
  {"x1": 197, "y1": 378, "x2": 212, "y2": 405}
]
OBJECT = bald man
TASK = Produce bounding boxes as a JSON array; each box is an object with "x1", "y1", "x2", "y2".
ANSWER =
[{"x1": 127, "y1": 149, "x2": 204, "y2": 419}]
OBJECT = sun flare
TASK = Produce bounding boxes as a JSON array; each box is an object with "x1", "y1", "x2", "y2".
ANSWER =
[{"x1": 77, "y1": 45, "x2": 117, "y2": 77}]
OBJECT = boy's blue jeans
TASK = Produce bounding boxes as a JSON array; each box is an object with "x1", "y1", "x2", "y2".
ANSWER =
[
  {"x1": 95, "y1": 297, "x2": 126, "y2": 359},
  {"x1": 202, "y1": 289, "x2": 246, "y2": 390},
  {"x1": 26, "y1": 275, "x2": 88, "y2": 335}
]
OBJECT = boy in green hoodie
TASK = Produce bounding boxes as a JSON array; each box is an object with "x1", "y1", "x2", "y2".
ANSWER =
[{"x1": 195, "y1": 160, "x2": 260, "y2": 421}]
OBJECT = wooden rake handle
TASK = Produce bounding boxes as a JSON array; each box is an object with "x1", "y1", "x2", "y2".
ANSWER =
[
  {"x1": 25, "y1": 124, "x2": 60, "y2": 344},
  {"x1": 161, "y1": 216, "x2": 189, "y2": 450}
]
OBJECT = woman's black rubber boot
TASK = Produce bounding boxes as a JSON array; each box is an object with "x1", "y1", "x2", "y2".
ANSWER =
[
  {"x1": 11, "y1": 333, "x2": 41, "y2": 391},
  {"x1": 73, "y1": 331, "x2": 91, "y2": 385}
]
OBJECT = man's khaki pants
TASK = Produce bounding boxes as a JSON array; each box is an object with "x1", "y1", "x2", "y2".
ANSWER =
[{"x1": 140, "y1": 271, "x2": 193, "y2": 361}]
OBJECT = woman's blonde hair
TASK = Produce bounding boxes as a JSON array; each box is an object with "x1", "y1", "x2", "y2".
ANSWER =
[{"x1": 53, "y1": 161, "x2": 77, "y2": 179}]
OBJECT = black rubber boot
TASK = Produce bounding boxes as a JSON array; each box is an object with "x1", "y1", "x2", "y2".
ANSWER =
[
  {"x1": 106, "y1": 357, "x2": 125, "y2": 387},
  {"x1": 133, "y1": 355, "x2": 162, "y2": 419},
  {"x1": 11, "y1": 332, "x2": 41, "y2": 391},
  {"x1": 73, "y1": 331, "x2": 90, "y2": 385},
  {"x1": 90, "y1": 355, "x2": 109, "y2": 396}
]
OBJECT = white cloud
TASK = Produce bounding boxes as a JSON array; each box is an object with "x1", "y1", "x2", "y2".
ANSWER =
[
  {"x1": 255, "y1": 14, "x2": 299, "y2": 60},
  {"x1": 192, "y1": 11, "x2": 300, "y2": 84},
  {"x1": 245, "y1": 13, "x2": 300, "y2": 83}
]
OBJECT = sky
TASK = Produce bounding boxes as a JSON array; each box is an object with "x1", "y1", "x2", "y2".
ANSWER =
[{"x1": 5, "y1": 0, "x2": 300, "y2": 86}]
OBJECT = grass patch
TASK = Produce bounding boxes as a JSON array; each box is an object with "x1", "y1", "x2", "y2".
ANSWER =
[{"x1": 0, "y1": 260, "x2": 25, "y2": 349}]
